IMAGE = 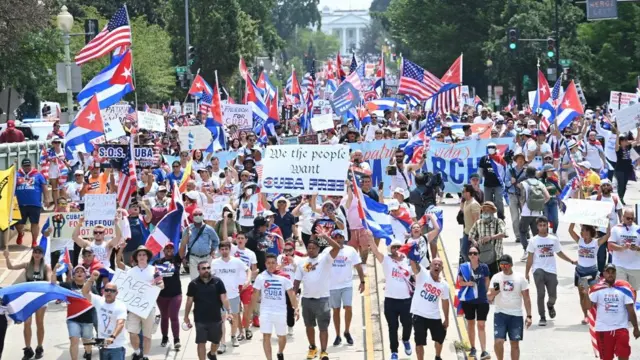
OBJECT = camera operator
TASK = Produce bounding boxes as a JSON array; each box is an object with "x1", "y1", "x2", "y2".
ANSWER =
[
  {"x1": 478, "y1": 143, "x2": 505, "y2": 220},
  {"x1": 408, "y1": 172, "x2": 444, "y2": 221},
  {"x1": 505, "y1": 151, "x2": 527, "y2": 241},
  {"x1": 388, "y1": 148, "x2": 425, "y2": 193}
]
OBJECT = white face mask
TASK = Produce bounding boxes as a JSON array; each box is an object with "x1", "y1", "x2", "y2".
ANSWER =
[
  {"x1": 193, "y1": 215, "x2": 204, "y2": 223},
  {"x1": 245, "y1": 188, "x2": 253, "y2": 196},
  {"x1": 481, "y1": 213, "x2": 493, "y2": 220},
  {"x1": 487, "y1": 148, "x2": 496, "y2": 155}
]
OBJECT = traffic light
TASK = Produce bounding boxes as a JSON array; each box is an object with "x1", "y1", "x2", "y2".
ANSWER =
[
  {"x1": 84, "y1": 19, "x2": 99, "y2": 44},
  {"x1": 547, "y1": 38, "x2": 556, "y2": 58},
  {"x1": 188, "y1": 46, "x2": 196, "y2": 66},
  {"x1": 507, "y1": 28, "x2": 519, "y2": 50}
]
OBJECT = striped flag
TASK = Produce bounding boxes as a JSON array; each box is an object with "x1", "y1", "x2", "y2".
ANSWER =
[
  {"x1": 75, "y1": 6, "x2": 131, "y2": 65},
  {"x1": 398, "y1": 59, "x2": 444, "y2": 100},
  {"x1": 116, "y1": 135, "x2": 137, "y2": 209}
]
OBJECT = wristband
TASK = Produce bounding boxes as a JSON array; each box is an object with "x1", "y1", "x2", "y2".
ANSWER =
[{"x1": 526, "y1": 315, "x2": 532, "y2": 319}]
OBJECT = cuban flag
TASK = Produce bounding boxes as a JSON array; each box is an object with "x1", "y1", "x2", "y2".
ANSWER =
[
  {"x1": 300, "y1": 91, "x2": 314, "y2": 134},
  {"x1": 351, "y1": 171, "x2": 369, "y2": 228},
  {"x1": 55, "y1": 247, "x2": 72, "y2": 277},
  {"x1": 405, "y1": 95, "x2": 421, "y2": 109},
  {"x1": 390, "y1": 208, "x2": 413, "y2": 232},
  {"x1": 76, "y1": 50, "x2": 134, "y2": 109},
  {"x1": 246, "y1": 75, "x2": 269, "y2": 126},
  {"x1": 540, "y1": 76, "x2": 563, "y2": 130},
  {"x1": 454, "y1": 262, "x2": 478, "y2": 315},
  {"x1": 365, "y1": 98, "x2": 407, "y2": 117},
  {"x1": 326, "y1": 79, "x2": 338, "y2": 94},
  {"x1": 64, "y1": 94, "x2": 106, "y2": 160},
  {"x1": 0, "y1": 282, "x2": 89, "y2": 322},
  {"x1": 532, "y1": 69, "x2": 551, "y2": 113},
  {"x1": 264, "y1": 94, "x2": 279, "y2": 137},
  {"x1": 556, "y1": 80, "x2": 584, "y2": 131},
  {"x1": 503, "y1": 96, "x2": 516, "y2": 112},
  {"x1": 489, "y1": 151, "x2": 511, "y2": 205},
  {"x1": 205, "y1": 77, "x2": 225, "y2": 152},
  {"x1": 400, "y1": 128, "x2": 430, "y2": 164},
  {"x1": 474, "y1": 95, "x2": 483, "y2": 112},
  {"x1": 145, "y1": 203, "x2": 184, "y2": 256},
  {"x1": 361, "y1": 195, "x2": 394, "y2": 245},
  {"x1": 257, "y1": 71, "x2": 277, "y2": 101},
  {"x1": 39, "y1": 219, "x2": 52, "y2": 265},
  {"x1": 419, "y1": 206, "x2": 444, "y2": 233}
]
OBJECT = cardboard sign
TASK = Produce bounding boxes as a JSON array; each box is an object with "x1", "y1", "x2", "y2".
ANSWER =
[
  {"x1": 298, "y1": 134, "x2": 319, "y2": 145},
  {"x1": 203, "y1": 196, "x2": 230, "y2": 221},
  {"x1": 112, "y1": 268, "x2": 161, "y2": 318},
  {"x1": 222, "y1": 104, "x2": 252, "y2": 129},
  {"x1": 311, "y1": 114, "x2": 334, "y2": 132},
  {"x1": 178, "y1": 125, "x2": 213, "y2": 150},
  {"x1": 260, "y1": 145, "x2": 350, "y2": 195},
  {"x1": 137, "y1": 111, "x2": 165, "y2": 132},
  {"x1": 562, "y1": 199, "x2": 613, "y2": 227},
  {"x1": 48, "y1": 212, "x2": 116, "y2": 240},
  {"x1": 100, "y1": 104, "x2": 129, "y2": 141},
  {"x1": 609, "y1": 91, "x2": 639, "y2": 112},
  {"x1": 84, "y1": 194, "x2": 117, "y2": 221},
  {"x1": 614, "y1": 102, "x2": 640, "y2": 133}
]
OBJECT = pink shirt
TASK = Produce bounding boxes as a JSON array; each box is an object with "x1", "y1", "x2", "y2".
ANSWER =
[{"x1": 343, "y1": 197, "x2": 364, "y2": 230}]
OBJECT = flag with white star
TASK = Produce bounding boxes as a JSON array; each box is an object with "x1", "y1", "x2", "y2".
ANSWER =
[{"x1": 77, "y1": 49, "x2": 135, "y2": 109}]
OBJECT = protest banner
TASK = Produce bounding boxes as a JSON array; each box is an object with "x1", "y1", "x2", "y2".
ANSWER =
[
  {"x1": 112, "y1": 268, "x2": 161, "y2": 318},
  {"x1": 183, "y1": 102, "x2": 195, "y2": 115},
  {"x1": 281, "y1": 136, "x2": 299, "y2": 145},
  {"x1": 49, "y1": 212, "x2": 116, "y2": 240},
  {"x1": 137, "y1": 111, "x2": 166, "y2": 132},
  {"x1": 98, "y1": 144, "x2": 127, "y2": 159},
  {"x1": 84, "y1": 194, "x2": 117, "y2": 221},
  {"x1": 614, "y1": 102, "x2": 640, "y2": 133},
  {"x1": 609, "y1": 91, "x2": 639, "y2": 112},
  {"x1": 311, "y1": 114, "x2": 334, "y2": 132},
  {"x1": 298, "y1": 134, "x2": 320, "y2": 145},
  {"x1": 149, "y1": 108, "x2": 163, "y2": 116},
  {"x1": 134, "y1": 147, "x2": 155, "y2": 167},
  {"x1": 178, "y1": 126, "x2": 213, "y2": 150},
  {"x1": 100, "y1": 104, "x2": 128, "y2": 140},
  {"x1": 261, "y1": 145, "x2": 350, "y2": 195},
  {"x1": 222, "y1": 104, "x2": 252, "y2": 129},
  {"x1": 563, "y1": 199, "x2": 612, "y2": 227},
  {"x1": 203, "y1": 195, "x2": 230, "y2": 221}
]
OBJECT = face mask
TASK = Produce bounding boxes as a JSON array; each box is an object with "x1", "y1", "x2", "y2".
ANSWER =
[
  {"x1": 193, "y1": 215, "x2": 204, "y2": 223},
  {"x1": 487, "y1": 148, "x2": 496, "y2": 155},
  {"x1": 245, "y1": 189, "x2": 253, "y2": 196},
  {"x1": 481, "y1": 213, "x2": 493, "y2": 220}
]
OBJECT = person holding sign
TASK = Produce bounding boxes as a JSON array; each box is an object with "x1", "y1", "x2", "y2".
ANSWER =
[
  {"x1": 72, "y1": 217, "x2": 119, "y2": 284},
  {"x1": 607, "y1": 209, "x2": 640, "y2": 290}
]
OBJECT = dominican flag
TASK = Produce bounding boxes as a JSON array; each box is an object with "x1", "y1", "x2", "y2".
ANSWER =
[
  {"x1": 76, "y1": 50, "x2": 134, "y2": 109},
  {"x1": 556, "y1": 80, "x2": 584, "y2": 131},
  {"x1": 0, "y1": 282, "x2": 88, "y2": 322},
  {"x1": 64, "y1": 95, "x2": 105, "y2": 160},
  {"x1": 145, "y1": 203, "x2": 184, "y2": 255}
]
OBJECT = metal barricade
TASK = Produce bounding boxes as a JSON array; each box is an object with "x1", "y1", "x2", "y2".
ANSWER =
[{"x1": 0, "y1": 140, "x2": 50, "y2": 170}]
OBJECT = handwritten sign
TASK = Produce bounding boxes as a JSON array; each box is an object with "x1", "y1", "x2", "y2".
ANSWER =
[
  {"x1": 222, "y1": 104, "x2": 252, "y2": 129},
  {"x1": 100, "y1": 104, "x2": 128, "y2": 141},
  {"x1": 609, "y1": 91, "x2": 639, "y2": 112},
  {"x1": 261, "y1": 145, "x2": 350, "y2": 195},
  {"x1": 311, "y1": 114, "x2": 334, "y2": 132},
  {"x1": 112, "y1": 268, "x2": 161, "y2": 318},
  {"x1": 48, "y1": 212, "x2": 115, "y2": 240},
  {"x1": 137, "y1": 111, "x2": 165, "y2": 132},
  {"x1": 183, "y1": 102, "x2": 195, "y2": 115},
  {"x1": 203, "y1": 195, "x2": 230, "y2": 221},
  {"x1": 563, "y1": 199, "x2": 613, "y2": 227},
  {"x1": 84, "y1": 194, "x2": 117, "y2": 221},
  {"x1": 614, "y1": 102, "x2": 640, "y2": 133},
  {"x1": 178, "y1": 125, "x2": 213, "y2": 150}
]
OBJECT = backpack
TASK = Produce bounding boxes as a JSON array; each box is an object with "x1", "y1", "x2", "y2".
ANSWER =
[{"x1": 525, "y1": 179, "x2": 546, "y2": 212}]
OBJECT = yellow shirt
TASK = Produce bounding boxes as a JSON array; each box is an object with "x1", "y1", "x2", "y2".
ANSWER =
[{"x1": 581, "y1": 171, "x2": 601, "y2": 198}]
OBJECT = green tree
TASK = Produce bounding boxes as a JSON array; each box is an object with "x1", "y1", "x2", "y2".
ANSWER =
[
  {"x1": 70, "y1": 0, "x2": 167, "y2": 26},
  {"x1": 284, "y1": 29, "x2": 340, "y2": 66},
  {"x1": 273, "y1": 0, "x2": 321, "y2": 41}
]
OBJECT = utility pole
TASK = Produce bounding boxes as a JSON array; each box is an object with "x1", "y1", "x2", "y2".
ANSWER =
[
  {"x1": 184, "y1": 0, "x2": 191, "y2": 81},
  {"x1": 554, "y1": 0, "x2": 561, "y2": 75}
]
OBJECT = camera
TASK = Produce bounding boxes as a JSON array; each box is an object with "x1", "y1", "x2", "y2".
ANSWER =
[
  {"x1": 503, "y1": 149, "x2": 515, "y2": 164},
  {"x1": 386, "y1": 165, "x2": 397, "y2": 176}
]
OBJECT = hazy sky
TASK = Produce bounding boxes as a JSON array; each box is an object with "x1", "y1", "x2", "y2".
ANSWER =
[{"x1": 319, "y1": 0, "x2": 372, "y2": 10}]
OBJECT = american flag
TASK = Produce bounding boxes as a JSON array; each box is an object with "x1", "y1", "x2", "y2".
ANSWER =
[
  {"x1": 541, "y1": 77, "x2": 563, "y2": 131},
  {"x1": 125, "y1": 105, "x2": 137, "y2": 122},
  {"x1": 39, "y1": 145, "x2": 68, "y2": 184},
  {"x1": 117, "y1": 136, "x2": 137, "y2": 209},
  {"x1": 427, "y1": 87, "x2": 461, "y2": 114},
  {"x1": 349, "y1": 54, "x2": 358, "y2": 74},
  {"x1": 75, "y1": 6, "x2": 131, "y2": 65},
  {"x1": 345, "y1": 63, "x2": 365, "y2": 91},
  {"x1": 398, "y1": 59, "x2": 444, "y2": 100},
  {"x1": 423, "y1": 111, "x2": 438, "y2": 137},
  {"x1": 199, "y1": 92, "x2": 213, "y2": 115}
]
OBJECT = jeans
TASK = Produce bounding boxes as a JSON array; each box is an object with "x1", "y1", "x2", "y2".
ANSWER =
[
  {"x1": 543, "y1": 199, "x2": 559, "y2": 234},
  {"x1": 384, "y1": 298, "x2": 412, "y2": 353},
  {"x1": 533, "y1": 269, "x2": 558, "y2": 318},
  {"x1": 615, "y1": 170, "x2": 630, "y2": 203},
  {"x1": 100, "y1": 347, "x2": 125, "y2": 360},
  {"x1": 518, "y1": 216, "x2": 538, "y2": 251},
  {"x1": 508, "y1": 193, "x2": 521, "y2": 239},
  {"x1": 484, "y1": 186, "x2": 505, "y2": 219},
  {"x1": 157, "y1": 295, "x2": 182, "y2": 339},
  {"x1": 0, "y1": 315, "x2": 7, "y2": 359},
  {"x1": 461, "y1": 233, "x2": 470, "y2": 263}
]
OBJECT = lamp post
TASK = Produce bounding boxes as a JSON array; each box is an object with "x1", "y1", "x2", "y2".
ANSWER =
[{"x1": 57, "y1": 5, "x2": 74, "y2": 122}]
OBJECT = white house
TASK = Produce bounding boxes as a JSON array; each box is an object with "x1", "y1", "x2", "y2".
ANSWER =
[{"x1": 318, "y1": 6, "x2": 371, "y2": 55}]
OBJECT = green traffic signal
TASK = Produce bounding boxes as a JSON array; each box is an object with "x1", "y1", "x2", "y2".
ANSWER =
[
  {"x1": 509, "y1": 43, "x2": 517, "y2": 50},
  {"x1": 547, "y1": 50, "x2": 555, "y2": 58}
]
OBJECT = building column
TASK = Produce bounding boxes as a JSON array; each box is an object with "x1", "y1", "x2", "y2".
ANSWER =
[
  {"x1": 356, "y1": 27, "x2": 360, "y2": 50},
  {"x1": 341, "y1": 27, "x2": 346, "y2": 55}
]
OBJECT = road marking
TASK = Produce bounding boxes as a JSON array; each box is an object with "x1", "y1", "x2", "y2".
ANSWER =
[{"x1": 363, "y1": 263, "x2": 375, "y2": 360}]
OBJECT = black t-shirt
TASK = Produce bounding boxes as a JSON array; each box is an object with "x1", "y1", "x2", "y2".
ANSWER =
[
  {"x1": 478, "y1": 156, "x2": 500, "y2": 187},
  {"x1": 186, "y1": 276, "x2": 226, "y2": 323},
  {"x1": 246, "y1": 229, "x2": 269, "y2": 272},
  {"x1": 157, "y1": 255, "x2": 182, "y2": 298},
  {"x1": 60, "y1": 281, "x2": 97, "y2": 324},
  {"x1": 364, "y1": 188, "x2": 379, "y2": 202},
  {"x1": 615, "y1": 146, "x2": 633, "y2": 172},
  {"x1": 124, "y1": 216, "x2": 144, "y2": 252}
]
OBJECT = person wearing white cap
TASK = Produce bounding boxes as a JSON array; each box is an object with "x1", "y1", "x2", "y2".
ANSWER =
[
  {"x1": 578, "y1": 160, "x2": 601, "y2": 199},
  {"x1": 560, "y1": 139, "x2": 584, "y2": 185},
  {"x1": 392, "y1": 187, "x2": 416, "y2": 219},
  {"x1": 45, "y1": 137, "x2": 67, "y2": 208},
  {"x1": 583, "y1": 130, "x2": 606, "y2": 174},
  {"x1": 473, "y1": 108, "x2": 492, "y2": 125},
  {"x1": 368, "y1": 236, "x2": 413, "y2": 360}
]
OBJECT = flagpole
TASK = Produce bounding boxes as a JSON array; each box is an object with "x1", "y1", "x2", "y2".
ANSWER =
[
  {"x1": 536, "y1": 59, "x2": 540, "y2": 114},
  {"x1": 123, "y1": 5, "x2": 139, "y2": 114}
]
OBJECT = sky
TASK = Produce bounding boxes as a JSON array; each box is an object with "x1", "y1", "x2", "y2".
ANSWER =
[{"x1": 318, "y1": 0, "x2": 372, "y2": 10}]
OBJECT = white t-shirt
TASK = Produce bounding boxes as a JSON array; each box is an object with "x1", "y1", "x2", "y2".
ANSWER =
[
  {"x1": 520, "y1": 180, "x2": 545, "y2": 217},
  {"x1": 298, "y1": 204, "x2": 315, "y2": 235},
  {"x1": 390, "y1": 217, "x2": 409, "y2": 243},
  {"x1": 608, "y1": 224, "x2": 640, "y2": 270},
  {"x1": 577, "y1": 237, "x2": 598, "y2": 268},
  {"x1": 589, "y1": 195, "x2": 621, "y2": 233},
  {"x1": 584, "y1": 141, "x2": 604, "y2": 170},
  {"x1": 381, "y1": 255, "x2": 412, "y2": 300},
  {"x1": 90, "y1": 295, "x2": 128, "y2": 349},
  {"x1": 211, "y1": 257, "x2": 248, "y2": 299},
  {"x1": 237, "y1": 194, "x2": 260, "y2": 227},
  {"x1": 523, "y1": 139, "x2": 538, "y2": 162},
  {"x1": 277, "y1": 254, "x2": 298, "y2": 280},
  {"x1": 390, "y1": 166, "x2": 412, "y2": 192},
  {"x1": 490, "y1": 271, "x2": 529, "y2": 317},
  {"x1": 526, "y1": 234, "x2": 562, "y2": 274},
  {"x1": 473, "y1": 116, "x2": 493, "y2": 125},
  {"x1": 91, "y1": 242, "x2": 111, "y2": 269},
  {"x1": 65, "y1": 181, "x2": 84, "y2": 204},
  {"x1": 410, "y1": 267, "x2": 449, "y2": 319},
  {"x1": 589, "y1": 287, "x2": 634, "y2": 331},
  {"x1": 231, "y1": 245, "x2": 257, "y2": 270},
  {"x1": 324, "y1": 246, "x2": 361, "y2": 290},
  {"x1": 363, "y1": 123, "x2": 382, "y2": 142},
  {"x1": 294, "y1": 252, "x2": 335, "y2": 299},
  {"x1": 253, "y1": 271, "x2": 293, "y2": 315}
]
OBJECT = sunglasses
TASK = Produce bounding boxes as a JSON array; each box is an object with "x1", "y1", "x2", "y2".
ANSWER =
[
  {"x1": 284, "y1": 248, "x2": 294, "y2": 252},
  {"x1": 468, "y1": 252, "x2": 478, "y2": 256},
  {"x1": 104, "y1": 288, "x2": 117, "y2": 294},
  {"x1": 93, "y1": 231, "x2": 104, "y2": 235},
  {"x1": 200, "y1": 266, "x2": 211, "y2": 270},
  {"x1": 624, "y1": 217, "x2": 635, "y2": 221}
]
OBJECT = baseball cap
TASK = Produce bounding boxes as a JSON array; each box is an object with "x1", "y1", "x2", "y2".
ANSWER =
[
  {"x1": 604, "y1": 263, "x2": 617, "y2": 272},
  {"x1": 387, "y1": 199, "x2": 401, "y2": 211},
  {"x1": 185, "y1": 191, "x2": 199, "y2": 200},
  {"x1": 601, "y1": 179, "x2": 612, "y2": 185},
  {"x1": 527, "y1": 119, "x2": 537, "y2": 126},
  {"x1": 262, "y1": 210, "x2": 275, "y2": 217},
  {"x1": 389, "y1": 239, "x2": 403, "y2": 248},
  {"x1": 499, "y1": 254, "x2": 513, "y2": 265},
  {"x1": 7, "y1": 120, "x2": 15, "y2": 128},
  {"x1": 331, "y1": 229, "x2": 346, "y2": 238},
  {"x1": 578, "y1": 161, "x2": 592, "y2": 169},
  {"x1": 487, "y1": 142, "x2": 497, "y2": 148},
  {"x1": 74, "y1": 170, "x2": 84, "y2": 175},
  {"x1": 521, "y1": 129, "x2": 532, "y2": 136},
  {"x1": 21, "y1": 159, "x2": 31, "y2": 166},
  {"x1": 157, "y1": 185, "x2": 168, "y2": 192}
]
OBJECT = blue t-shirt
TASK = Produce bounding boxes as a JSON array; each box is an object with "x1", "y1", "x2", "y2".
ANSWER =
[
  {"x1": 166, "y1": 171, "x2": 183, "y2": 189},
  {"x1": 16, "y1": 171, "x2": 47, "y2": 207},
  {"x1": 458, "y1": 263, "x2": 490, "y2": 304},
  {"x1": 153, "y1": 168, "x2": 166, "y2": 184}
]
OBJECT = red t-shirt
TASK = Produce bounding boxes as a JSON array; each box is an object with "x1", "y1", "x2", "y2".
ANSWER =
[
  {"x1": 185, "y1": 203, "x2": 197, "y2": 223},
  {"x1": 0, "y1": 129, "x2": 25, "y2": 143}
]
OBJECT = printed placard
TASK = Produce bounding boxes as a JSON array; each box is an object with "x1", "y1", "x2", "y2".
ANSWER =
[
  {"x1": 298, "y1": 134, "x2": 319, "y2": 145},
  {"x1": 178, "y1": 125, "x2": 213, "y2": 150},
  {"x1": 134, "y1": 147, "x2": 155, "y2": 167},
  {"x1": 203, "y1": 195, "x2": 230, "y2": 221},
  {"x1": 137, "y1": 111, "x2": 165, "y2": 132},
  {"x1": 183, "y1": 102, "x2": 195, "y2": 115},
  {"x1": 48, "y1": 212, "x2": 116, "y2": 240},
  {"x1": 112, "y1": 268, "x2": 161, "y2": 318},
  {"x1": 222, "y1": 104, "x2": 252, "y2": 129},
  {"x1": 260, "y1": 145, "x2": 350, "y2": 195},
  {"x1": 563, "y1": 199, "x2": 613, "y2": 227},
  {"x1": 311, "y1": 114, "x2": 334, "y2": 132},
  {"x1": 100, "y1": 104, "x2": 129, "y2": 141},
  {"x1": 98, "y1": 144, "x2": 127, "y2": 159},
  {"x1": 614, "y1": 102, "x2": 640, "y2": 133},
  {"x1": 609, "y1": 91, "x2": 639, "y2": 112},
  {"x1": 84, "y1": 194, "x2": 117, "y2": 221}
]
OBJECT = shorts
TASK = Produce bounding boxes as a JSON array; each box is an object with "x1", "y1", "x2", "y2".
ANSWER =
[
  {"x1": 239, "y1": 285, "x2": 254, "y2": 305},
  {"x1": 49, "y1": 164, "x2": 60, "y2": 180},
  {"x1": 412, "y1": 315, "x2": 446, "y2": 346},
  {"x1": 460, "y1": 302, "x2": 490, "y2": 321},
  {"x1": 195, "y1": 321, "x2": 222, "y2": 344},
  {"x1": 597, "y1": 328, "x2": 631, "y2": 360},
  {"x1": 348, "y1": 228, "x2": 372, "y2": 249},
  {"x1": 301, "y1": 297, "x2": 331, "y2": 330},
  {"x1": 220, "y1": 296, "x2": 241, "y2": 314},
  {"x1": 493, "y1": 313, "x2": 523, "y2": 341},
  {"x1": 575, "y1": 265, "x2": 599, "y2": 287},
  {"x1": 18, "y1": 206, "x2": 41, "y2": 225},
  {"x1": 329, "y1": 287, "x2": 353, "y2": 308},
  {"x1": 260, "y1": 312, "x2": 287, "y2": 336},
  {"x1": 67, "y1": 320, "x2": 93, "y2": 339},
  {"x1": 126, "y1": 309, "x2": 157, "y2": 337}
]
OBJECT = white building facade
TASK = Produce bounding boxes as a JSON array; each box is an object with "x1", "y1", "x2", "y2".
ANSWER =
[{"x1": 319, "y1": 7, "x2": 371, "y2": 55}]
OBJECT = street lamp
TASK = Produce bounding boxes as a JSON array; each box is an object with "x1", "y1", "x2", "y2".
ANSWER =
[{"x1": 57, "y1": 5, "x2": 74, "y2": 122}]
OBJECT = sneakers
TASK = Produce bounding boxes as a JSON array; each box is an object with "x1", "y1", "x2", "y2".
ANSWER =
[
  {"x1": 277, "y1": 353, "x2": 284, "y2": 360},
  {"x1": 344, "y1": 332, "x2": 354, "y2": 345},
  {"x1": 245, "y1": 328, "x2": 253, "y2": 340},
  {"x1": 547, "y1": 304, "x2": 556, "y2": 319},
  {"x1": 403, "y1": 341, "x2": 412, "y2": 356},
  {"x1": 469, "y1": 347, "x2": 477, "y2": 358},
  {"x1": 390, "y1": 353, "x2": 399, "y2": 360},
  {"x1": 34, "y1": 346, "x2": 43, "y2": 359},
  {"x1": 306, "y1": 346, "x2": 318, "y2": 359},
  {"x1": 22, "y1": 347, "x2": 34, "y2": 360},
  {"x1": 480, "y1": 350, "x2": 491, "y2": 359},
  {"x1": 288, "y1": 327, "x2": 294, "y2": 337},
  {"x1": 83, "y1": 352, "x2": 92, "y2": 360},
  {"x1": 539, "y1": 317, "x2": 547, "y2": 326},
  {"x1": 252, "y1": 315, "x2": 260, "y2": 327},
  {"x1": 231, "y1": 336, "x2": 240, "y2": 347},
  {"x1": 320, "y1": 351, "x2": 329, "y2": 360},
  {"x1": 237, "y1": 332, "x2": 245, "y2": 341},
  {"x1": 174, "y1": 338, "x2": 181, "y2": 349},
  {"x1": 217, "y1": 343, "x2": 227, "y2": 354},
  {"x1": 17, "y1": 232, "x2": 23, "y2": 246},
  {"x1": 333, "y1": 336, "x2": 342, "y2": 346},
  {"x1": 161, "y1": 336, "x2": 169, "y2": 347},
  {"x1": 207, "y1": 352, "x2": 217, "y2": 360},
  {"x1": 520, "y1": 251, "x2": 528, "y2": 262},
  {"x1": 132, "y1": 353, "x2": 141, "y2": 360}
]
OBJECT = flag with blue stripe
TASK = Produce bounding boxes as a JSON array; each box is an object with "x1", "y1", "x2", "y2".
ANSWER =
[
  {"x1": 77, "y1": 50, "x2": 135, "y2": 109},
  {"x1": 0, "y1": 282, "x2": 87, "y2": 322},
  {"x1": 362, "y1": 195, "x2": 394, "y2": 245}
]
